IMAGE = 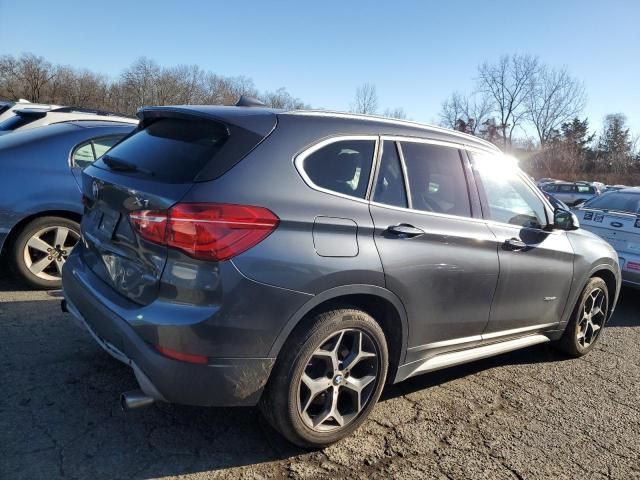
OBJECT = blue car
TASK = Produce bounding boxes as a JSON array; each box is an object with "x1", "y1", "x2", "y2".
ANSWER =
[{"x1": 0, "y1": 120, "x2": 136, "y2": 288}]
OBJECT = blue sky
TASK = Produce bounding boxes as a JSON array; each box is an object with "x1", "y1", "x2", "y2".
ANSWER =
[{"x1": 1, "y1": 0, "x2": 638, "y2": 136}]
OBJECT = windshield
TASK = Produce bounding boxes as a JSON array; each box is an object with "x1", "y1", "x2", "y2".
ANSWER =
[{"x1": 583, "y1": 191, "x2": 640, "y2": 213}]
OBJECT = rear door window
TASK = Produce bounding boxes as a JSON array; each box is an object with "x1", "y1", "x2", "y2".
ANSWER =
[
  {"x1": 373, "y1": 141, "x2": 407, "y2": 208},
  {"x1": 400, "y1": 142, "x2": 471, "y2": 217},
  {"x1": 301, "y1": 139, "x2": 375, "y2": 199},
  {"x1": 94, "y1": 118, "x2": 229, "y2": 183},
  {"x1": 72, "y1": 135, "x2": 125, "y2": 169}
]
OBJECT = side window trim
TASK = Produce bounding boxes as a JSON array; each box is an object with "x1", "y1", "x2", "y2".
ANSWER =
[
  {"x1": 395, "y1": 141, "x2": 413, "y2": 210},
  {"x1": 459, "y1": 149, "x2": 484, "y2": 220},
  {"x1": 294, "y1": 135, "x2": 379, "y2": 203}
]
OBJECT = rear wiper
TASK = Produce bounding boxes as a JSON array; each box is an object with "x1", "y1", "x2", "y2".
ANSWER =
[{"x1": 102, "y1": 155, "x2": 154, "y2": 176}]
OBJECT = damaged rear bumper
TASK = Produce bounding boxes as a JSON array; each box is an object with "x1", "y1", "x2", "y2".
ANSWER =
[{"x1": 62, "y1": 254, "x2": 275, "y2": 407}]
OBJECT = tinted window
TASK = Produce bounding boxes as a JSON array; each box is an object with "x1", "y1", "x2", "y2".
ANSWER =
[
  {"x1": 373, "y1": 141, "x2": 407, "y2": 208},
  {"x1": 94, "y1": 118, "x2": 229, "y2": 183},
  {"x1": 303, "y1": 139, "x2": 375, "y2": 198},
  {"x1": 584, "y1": 191, "x2": 640, "y2": 213},
  {"x1": 542, "y1": 184, "x2": 557, "y2": 192},
  {"x1": 472, "y1": 154, "x2": 547, "y2": 228},
  {"x1": 400, "y1": 142, "x2": 471, "y2": 217},
  {"x1": 558, "y1": 184, "x2": 573, "y2": 192}
]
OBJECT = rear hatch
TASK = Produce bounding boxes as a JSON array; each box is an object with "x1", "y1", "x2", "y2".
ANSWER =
[
  {"x1": 576, "y1": 209, "x2": 640, "y2": 256},
  {"x1": 79, "y1": 107, "x2": 277, "y2": 305}
]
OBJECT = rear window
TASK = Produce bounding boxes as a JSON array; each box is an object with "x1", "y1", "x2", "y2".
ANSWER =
[
  {"x1": 584, "y1": 192, "x2": 640, "y2": 213},
  {"x1": 94, "y1": 118, "x2": 229, "y2": 183},
  {"x1": 301, "y1": 139, "x2": 375, "y2": 199}
]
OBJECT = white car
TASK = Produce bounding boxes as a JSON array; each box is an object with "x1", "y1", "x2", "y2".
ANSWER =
[
  {"x1": 0, "y1": 101, "x2": 136, "y2": 134},
  {"x1": 574, "y1": 188, "x2": 640, "y2": 288}
]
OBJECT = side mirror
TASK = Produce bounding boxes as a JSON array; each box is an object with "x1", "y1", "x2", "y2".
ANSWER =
[{"x1": 554, "y1": 208, "x2": 580, "y2": 231}]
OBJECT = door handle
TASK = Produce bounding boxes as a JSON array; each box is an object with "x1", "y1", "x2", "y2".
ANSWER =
[
  {"x1": 503, "y1": 237, "x2": 527, "y2": 251},
  {"x1": 386, "y1": 224, "x2": 425, "y2": 238}
]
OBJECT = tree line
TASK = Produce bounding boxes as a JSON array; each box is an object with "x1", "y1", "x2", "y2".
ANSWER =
[
  {"x1": 437, "y1": 54, "x2": 639, "y2": 182},
  {"x1": 1, "y1": 52, "x2": 637, "y2": 182},
  {"x1": 0, "y1": 53, "x2": 309, "y2": 114}
]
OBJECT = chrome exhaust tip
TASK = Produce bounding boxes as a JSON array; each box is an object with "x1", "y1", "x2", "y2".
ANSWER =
[{"x1": 120, "y1": 390, "x2": 155, "y2": 410}]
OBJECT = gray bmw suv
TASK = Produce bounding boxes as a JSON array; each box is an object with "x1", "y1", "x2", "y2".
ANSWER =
[{"x1": 62, "y1": 103, "x2": 621, "y2": 447}]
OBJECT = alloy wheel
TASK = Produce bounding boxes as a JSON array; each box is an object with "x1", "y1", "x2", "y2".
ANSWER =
[
  {"x1": 577, "y1": 287, "x2": 607, "y2": 348},
  {"x1": 297, "y1": 328, "x2": 380, "y2": 432},
  {"x1": 23, "y1": 226, "x2": 79, "y2": 281}
]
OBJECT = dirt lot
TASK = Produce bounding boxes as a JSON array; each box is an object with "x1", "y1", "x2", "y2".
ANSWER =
[{"x1": 1, "y1": 268, "x2": 639, "y2": 480}]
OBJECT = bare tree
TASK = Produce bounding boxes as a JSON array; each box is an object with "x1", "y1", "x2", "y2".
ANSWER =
[
  {"x1": 527, "y1": 66, "x2": 586, "y2": 146},
  {"x1": 439, "y1": 91, "x2": 493, "y2": 135},
  {"x1": 261, "y1": 87, "x2": 308, "y2": 109},
  {"x1": 351, "y1": 83, "x2": 378, "y2": 114},
  {"x1": 383, "y1": 107, "x2": 407, "y2": 119},
  {"x1": 477, "y1": 54, "x2": 539, "y2": 149}
]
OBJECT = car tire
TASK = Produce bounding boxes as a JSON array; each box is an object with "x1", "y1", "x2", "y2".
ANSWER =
[
  {"x1": 556, "y1": 277, "x2": 609, "y2": 357},
  {"x1": 11, "y1": 216, "x2": 80, "y2": 289},
  {"x1": 260, "y1": 308, "x2": 388, "y2": 448}
]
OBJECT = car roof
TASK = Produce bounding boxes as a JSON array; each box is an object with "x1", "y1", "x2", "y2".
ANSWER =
[
  {"x1": 65, "y1": 120, "x2": 138, "y2": 128},
  {"x1": 138, "y1": 105, "x2": 500, "y2": 152},
  {"x1": 0, "y1": 121, "x2": 133, "y2": 150},
  {"x1": 283, "y1": 110, "x2": 500, "y2": 151}
]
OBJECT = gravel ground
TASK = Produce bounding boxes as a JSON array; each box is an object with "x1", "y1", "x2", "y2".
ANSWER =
[{"x1": 1, "y1": 267, "x2": 639, "y2": 480}]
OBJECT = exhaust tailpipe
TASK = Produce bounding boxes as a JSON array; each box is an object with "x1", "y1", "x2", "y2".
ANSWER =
[{"x1": 120, "y1": 390, "x2": 155, "y2": 410}]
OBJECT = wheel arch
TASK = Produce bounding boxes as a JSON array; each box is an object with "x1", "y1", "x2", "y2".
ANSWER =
[
  {"x1": 589, "y1": 264, "x2": 620, "y2": 316},
  {"x1": 268, "y1": 284, "x2": 409, "y2": 383},
  {"x1": 1, "y1": 210, "x2": 82, "y2": 257}
]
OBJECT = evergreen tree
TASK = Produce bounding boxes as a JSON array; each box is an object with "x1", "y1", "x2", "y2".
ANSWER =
[{"x1": 597, "y1": 114, "x2": 632, "y2": 173}]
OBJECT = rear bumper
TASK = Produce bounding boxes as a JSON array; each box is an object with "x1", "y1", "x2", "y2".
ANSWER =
[{"x1": 62, "y1": 250, "x2": 309, "y2": 407}]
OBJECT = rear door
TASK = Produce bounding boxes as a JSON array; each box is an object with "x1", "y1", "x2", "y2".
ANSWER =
[
  {"x1": 469, "y1": 152, "x2": 574, "y2": 334},
  {"x1": 369, "y1": 139, "x2": 499, "y2": 359}
]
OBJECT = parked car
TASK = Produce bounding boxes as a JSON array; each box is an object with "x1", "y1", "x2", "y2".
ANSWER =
[
  {"x1": 574, "y1": 188, "x2": 640, "y2": 288},
  {"x1": 0, "y1": 121, "x2": 136, "y2": 288},
  {"x1": 62, "y1": 104, "x2": 621, "y2": 448},
  {"x1": 540, "y1": 181, "x2": 599, "y2": 206},
  {"x1": 0, "y1": 104, "x2": 135, "y2": 134}
]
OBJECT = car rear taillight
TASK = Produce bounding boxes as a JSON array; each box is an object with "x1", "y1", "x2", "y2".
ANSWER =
[{"x1": 129, "y1": 203, "x2": 279, "y2": 261}]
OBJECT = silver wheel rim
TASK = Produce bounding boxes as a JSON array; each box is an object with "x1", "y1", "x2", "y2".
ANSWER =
[
  {"x1": 577, "y1": 287, "x2": 607, "y2": 348},
  {"x1": 297, "y1": 328, "x2": 380, "y2": 432},
  {"x1": 23, "y1": 226, "x2": 79, "y2": 281}
]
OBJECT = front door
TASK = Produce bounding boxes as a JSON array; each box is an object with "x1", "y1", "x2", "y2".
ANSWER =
[
  {"x1": 470, "y1": 152, "x2": 575, "y2": 335},
  {"x1": 369, "y1": 140, "x2": 499, "y2": 361}
]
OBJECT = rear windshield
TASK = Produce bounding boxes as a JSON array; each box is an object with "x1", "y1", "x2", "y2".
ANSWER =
[
  {"x1": 94, "y1": 117, "x2": 229, "y2": 183},
  {"x1": 584, "y1": 191, "x2": 640, "y2": 213}
]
